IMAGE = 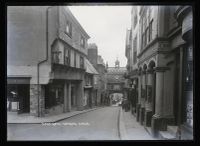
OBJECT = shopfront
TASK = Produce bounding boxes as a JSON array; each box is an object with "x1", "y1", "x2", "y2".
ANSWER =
[
  {"x1": 7, "y1": 77, "x2": 31, "y2": 114},
  {"x1": 44, "y1": 81, "x2": 64, "y2": 110},
  {"x1": 84, "y1": 86, "x2": 92, "y2": 109}
]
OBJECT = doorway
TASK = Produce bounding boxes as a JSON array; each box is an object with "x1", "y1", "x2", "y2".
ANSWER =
[
  {"x1": 7, "y1": 84, "x2": 30, "y2": 113},
  {"x1": 71, "y1": 85, "x2": 77, "y2": 109}
]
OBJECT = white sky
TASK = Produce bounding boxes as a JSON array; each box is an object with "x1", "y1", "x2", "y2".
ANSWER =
[{"x1": 68, "y1": 6, "x2": 132, "y2": 67}]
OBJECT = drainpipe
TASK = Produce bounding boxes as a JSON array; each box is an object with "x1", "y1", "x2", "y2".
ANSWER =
[{"x1": 37, "y1": 6, "x2": 51, "y2": 117}]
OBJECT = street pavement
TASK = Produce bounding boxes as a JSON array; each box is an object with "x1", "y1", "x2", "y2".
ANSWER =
[
  {"x1": 7, "y1": 106, "x2": 120, "y2": 141},
  {"x1": 7, "y1": 106, "x2": 157, "y2": 141},
  {"x1": 121, "y1": 109, "x2": 158, "y2": 140},
  {"x1": 7, "y1": 107, "x2": 100, "y2": 124}
]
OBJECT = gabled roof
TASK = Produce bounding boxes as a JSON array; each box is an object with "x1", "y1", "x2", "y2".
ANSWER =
[
  {"x1": 64, "y1": 7, "x2": 90, "y2": 39},
  {"x1": 85, "y1": 58, "x2": 99, "y2": 75}
]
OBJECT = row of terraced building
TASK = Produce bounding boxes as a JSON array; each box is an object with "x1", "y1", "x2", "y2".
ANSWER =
[
  {"x1": 7, "y1": 6, "x2": 107, "y2": 117},
  {"x1": 125, "y1": 6, "x2": 193, "y2": 139}
]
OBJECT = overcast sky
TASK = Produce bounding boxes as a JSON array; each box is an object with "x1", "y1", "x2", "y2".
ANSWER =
[{"x1": 68, "y1": 6, "x2": 132, "y2": 67}]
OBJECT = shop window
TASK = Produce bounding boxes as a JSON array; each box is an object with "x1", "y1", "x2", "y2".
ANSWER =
[
  {"x1": 56, "y1": 87, "x2": 64, "y2": 104},
  {"x1": 45, "y1": 84, "x2": 64, "y2": 108},
  {"x1": 185, "y1": 61, "x2": 193, "y2": 91},
  {"x1": 184, "y1": 47, "x2": 193, "y2": 91},
  {"x1": 7, "y1": 86, "x2": 18, "y2": 102}
]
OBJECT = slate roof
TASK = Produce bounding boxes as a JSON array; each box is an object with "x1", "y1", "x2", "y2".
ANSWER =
[{"x1": 85, "y1": 58, "x2": 99, "y2": 75}]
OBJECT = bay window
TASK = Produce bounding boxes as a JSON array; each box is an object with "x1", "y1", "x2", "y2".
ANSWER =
[
  {"x1": 52, "y1": 51, "x2": 61, "y2": 64},
  {"x1": 80, "y1": 56, "x2": 84, "y2": 69},
  {"x1": 74, "y1": 52, "x2": 76, "y2": 67},
  {"x1": 64, "y1": 47, "x2": 70, "y2": 66}
]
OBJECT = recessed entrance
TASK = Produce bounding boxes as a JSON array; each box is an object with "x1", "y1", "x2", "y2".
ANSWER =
[
  {"x1": 71, "y1": 85, "x2": 77, "y2": 110},
  {"x1": 7, "y1": 84, "x2": 30, "y2": 113}
]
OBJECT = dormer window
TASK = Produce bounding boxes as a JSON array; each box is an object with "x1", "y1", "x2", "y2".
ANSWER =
[
  {"x1": 65, "y1": 21, "x2": 72, "y2": 37},
  {"x1": 80, "y1": 36, "x2": 85, "y2": 48}
]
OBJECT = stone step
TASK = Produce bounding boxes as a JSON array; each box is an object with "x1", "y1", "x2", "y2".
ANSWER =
[
  {"x1": 159, "y1": 131, "x2": 177, "y2": 140},
  {"x1": 145, "y1": 127, "x2": 152, "y2": 136},
  {"x1": 167, "y1": 126, "x2": 178, "y2": 136}
]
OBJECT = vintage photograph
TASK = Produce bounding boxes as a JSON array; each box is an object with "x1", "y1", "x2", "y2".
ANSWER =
[{"x1": 7, "y1": 5, "x2": 193, "y2": 140}]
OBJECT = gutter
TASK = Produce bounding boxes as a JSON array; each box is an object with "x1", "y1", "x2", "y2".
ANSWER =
[{"x1": 37, "y1": 6, "x2": 52, "y2": 117}]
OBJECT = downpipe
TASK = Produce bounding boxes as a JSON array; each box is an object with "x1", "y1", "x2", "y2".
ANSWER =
[{"x1": 37, "y1": 6, "x2": 52, "y2": 117}]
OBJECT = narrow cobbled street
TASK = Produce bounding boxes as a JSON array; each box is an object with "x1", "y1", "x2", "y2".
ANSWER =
[{"x1": 8, "y1": 107, "x2": 120, "y2": 140}]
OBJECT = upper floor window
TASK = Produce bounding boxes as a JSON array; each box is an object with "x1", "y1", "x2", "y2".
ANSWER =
[
  {"x1": 129, "y1": 30, "x2": 132, "y2": 41},
  {"x1": 86, "y1": 75, "x2": 92, "y2": 86},
  {"x1": 141, "y1": 9, "x2": 153, "y2": 50},
  {"x1": 52, "y1": 50, "x2": 61, "y2": 64},
  {"x1": 149, "y1": 20, "x2": 153, "y2": 41},
  {"x1": 64, "y1": 47, "x2": 70, "y2": 66},
  {"x1": 146, "y1": 26, "x2": 149, "y2": 44},
  {"x1": 80, "y1": 36, "x2": 85, "y2": 48},
  {"x1": 133, "y1": 52, "x2": 137, "y2": 64},
  {"x1": 74, "y1": 52, "x2": 76, "y2": 67},
  {"x1": 148, "y1": 7, "x2": 151, "y2": 23},
  {"x1": 80, "y1": 56, "x2": 84, "y2": 69},
  {"x1": 133, "y1": 36, "x2": 137, "y2": 64},
  {"x1": 94, "y1": 76, "x2": 98, "y2": 85},
  {"x1": 134, "y1": 14, "x2": 138, "y2": 28},
  {"x1": 66, "y1": 21, "x2": 72, "y2": 37}
]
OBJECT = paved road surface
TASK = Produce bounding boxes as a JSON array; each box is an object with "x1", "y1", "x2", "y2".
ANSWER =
[{"x1": 7, "y1": 106, "x2": 120, "y2": 140}]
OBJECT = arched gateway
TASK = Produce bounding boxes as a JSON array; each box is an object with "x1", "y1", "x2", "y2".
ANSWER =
[{"x1": 106, "y1": 58, "x2": 127, "y2": 106}]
